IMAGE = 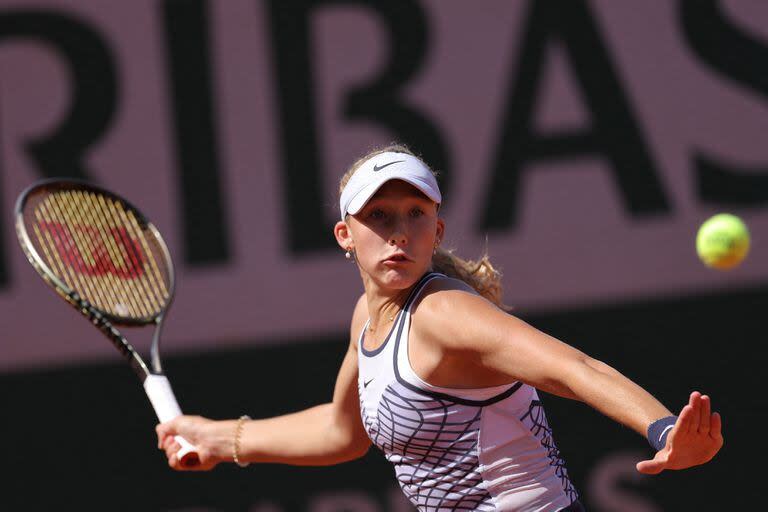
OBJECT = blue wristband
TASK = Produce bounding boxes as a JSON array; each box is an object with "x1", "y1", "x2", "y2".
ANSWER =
[{"x1": 647, "y1": 415, "x2": 678, "y2": 451}]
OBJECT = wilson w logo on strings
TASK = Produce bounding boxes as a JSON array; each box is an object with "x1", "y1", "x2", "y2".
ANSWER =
[{"x1": 36, "y1": 220, "x2": 147, "y2": 279}]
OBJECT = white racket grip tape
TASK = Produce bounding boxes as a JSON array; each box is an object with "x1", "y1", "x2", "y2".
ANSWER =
[{"x1": 144, "y1": 374, "x2": 200, "y2": 466}]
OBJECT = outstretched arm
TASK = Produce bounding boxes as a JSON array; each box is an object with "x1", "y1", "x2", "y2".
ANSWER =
[
  {"x1": 157, "y1": 330, "x2": 371, "y2": 470},
  {"x1": 414, "y1": 282, "x2": 723, "y2": 473},
  {"x1": 158, "y1": 295, "x2": 373, "y2": 471}
]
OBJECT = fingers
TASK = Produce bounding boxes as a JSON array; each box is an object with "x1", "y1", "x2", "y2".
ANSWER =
[
  {"x1": 164, "y1": 439, "x2": 199, "y2": 471},
  {"x1": 160, "y1": 435, "x2": 181, "y2": 459},
  {"x1": 156, "y1": 415, "x2": 198, "y2": 449},
  {"x1": 156, "y1": 416, "x2": 214, "y2": 471},
  {"x1": 156, "y1": 418, "x2": 180, "y2": 448},
  {"x1": 688, "y1": 391, "x2": 701, "y2": 434},
  {"x1": 163, "y1": 434, "x2": 178, "y2": 458},
  {"x1": 699, "y1": 395, "x2": 711, "y2": 435},
  {"x1": 162, "y1": 437, "x2": 180, "y2": 465},
  {"x1": 710, "y1": 412, "x2": 723, "y2": 441},
  {"x1": 155, "y1": 415, "x2": 218, "y2": 471},
  {"x1": 156, "y1": 424, "x2": 168, "y2": 449},
  {"x1": 675, "y1": 403, "x2": 693, "y2": 439},
  {"x1": 685, "y1": 392, "x2": 721, "y2": 438},
  {"x1": 636, "y1": 458, "x2": 665, "y2": 475}
]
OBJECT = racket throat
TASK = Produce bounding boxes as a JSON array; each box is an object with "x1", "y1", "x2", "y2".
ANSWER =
[
  {"x1": 149, "y1": 314, "x2": 167, "y2": 374},
  {"x1": 131, "y1": 352, "x2": 152, "y2": 381}
]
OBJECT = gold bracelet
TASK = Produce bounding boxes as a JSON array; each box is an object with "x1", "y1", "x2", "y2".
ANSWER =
[{"x1": 233, "y1": 415, "x2": 251, "y2": 467}]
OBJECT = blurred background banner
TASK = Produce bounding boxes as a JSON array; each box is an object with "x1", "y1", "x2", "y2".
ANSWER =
[{"x1": 0, "y1": 0, "x2": 765, "y2": 510}]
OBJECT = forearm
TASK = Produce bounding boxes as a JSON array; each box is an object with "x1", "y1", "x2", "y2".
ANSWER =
[
  {"x1": 555, "y1": 357, "x2": 672, "y2": 437},
  {"x1": 232, "y1": 403, "x2": 370, "y2": 466}
]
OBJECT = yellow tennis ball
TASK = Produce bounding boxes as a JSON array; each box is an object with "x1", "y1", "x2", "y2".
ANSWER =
[{"x1": 696, "y1": 213, "x2": 750, "y2": 270}]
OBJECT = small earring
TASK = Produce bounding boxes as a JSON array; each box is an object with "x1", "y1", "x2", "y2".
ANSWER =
[{"x1": 345, "y1": 247, "x2": 354, "y2": 260}]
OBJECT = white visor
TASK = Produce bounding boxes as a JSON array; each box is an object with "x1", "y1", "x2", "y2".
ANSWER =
[{"x1": 339, "y1": 152, "x2": 441, "y2": 220}]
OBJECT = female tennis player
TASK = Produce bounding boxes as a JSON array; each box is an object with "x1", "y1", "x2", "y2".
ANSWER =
[{"x1": 157, "y1": 145, "x2": 722, "y2": 511}]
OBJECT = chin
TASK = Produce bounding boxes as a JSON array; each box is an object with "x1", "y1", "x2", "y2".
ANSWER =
[{"x1": 378, "y1": 267, "x2": 423, "y2": 289}]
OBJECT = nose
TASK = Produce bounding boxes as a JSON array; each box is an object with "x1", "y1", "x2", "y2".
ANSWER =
[
  {"x1": 389, "y1": 221, "x2": 408, "y2": 246},
  {"x1": 389, "y1": 233, "x2": 407, "y2": 246}
]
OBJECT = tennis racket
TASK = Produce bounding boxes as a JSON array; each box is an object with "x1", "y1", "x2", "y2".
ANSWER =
[{"x1": 15, "y1": 178, "x2": 199, "y2": 467}]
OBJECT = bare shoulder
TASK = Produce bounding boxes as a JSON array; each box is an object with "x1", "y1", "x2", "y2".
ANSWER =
[
  {"x1": 411, "y1": 275, "x2": 513, "y2": 353},
  {"x1": 412, "y1": 275, "x2": 489, "y2": 317},
  {"x1": 349, "y1": 293, "x2": 368, "y2": 350}
]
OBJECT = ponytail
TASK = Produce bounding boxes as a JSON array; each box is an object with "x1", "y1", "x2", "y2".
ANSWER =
[{"x1": 431, "y1": 247, "x2": 506, "y2": 308}]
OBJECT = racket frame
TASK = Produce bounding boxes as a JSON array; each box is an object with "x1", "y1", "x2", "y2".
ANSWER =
[{"x1": 14, "y1": 178, "x2": 175, "y2": 381}]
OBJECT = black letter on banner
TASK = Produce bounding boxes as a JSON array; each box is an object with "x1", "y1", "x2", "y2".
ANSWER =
[
  {"x1": 681, "y1": 0, "x2": 768, "y2": 206},
  {"x1": 162, "y1": 0, "x2": 230, "y2": 265},
  {"x1": 343, "y1": 1, "x2": 450, "y2": 207},
  {"x1": 266, "y1": 0, "x2": 449, "y2": 253},
  {"x1": 481, "y1": 0, "x2": 669, "y2": 231},
  {"x1": 0, "y1": 11, "x2": 117, "y2": 287}
]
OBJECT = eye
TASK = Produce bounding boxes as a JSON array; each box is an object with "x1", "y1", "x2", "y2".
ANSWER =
[
  {"x1": 410, "y1": 207, "x2": 424, "y2": 218},
  {"x1": 369, "y1": 208, "x2": 385, "y2": 220}
]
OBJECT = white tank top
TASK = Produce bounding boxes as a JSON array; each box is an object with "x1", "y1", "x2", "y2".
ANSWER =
[{"x1": 357, "y1": 272, "x2": 579, "y2": 512}]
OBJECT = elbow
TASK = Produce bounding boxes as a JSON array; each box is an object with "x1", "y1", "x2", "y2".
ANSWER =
[
  {"x1": 330, "y1": 423, "x2": 372, "y2": 464},
  {"x1": 329, "y1": 438, "x2": 371, "y2": 465},
  {"x1": 343, "y1": 431, "x2": 372, "y2": 461},
  {"x1": 346, "y1": 441, "x2": 371, "y2": 461}
]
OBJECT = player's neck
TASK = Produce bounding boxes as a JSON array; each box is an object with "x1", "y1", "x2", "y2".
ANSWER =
[{"x1": 362, "y1": 280, "x2": 412, "y2": 332}]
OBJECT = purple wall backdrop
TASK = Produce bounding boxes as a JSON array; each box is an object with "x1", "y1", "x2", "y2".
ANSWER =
[
  {"x1": 0, "y1": 1, "x2": 765, "y2": 511},
  {"x1": 1, "y1": 0, "x2": 765, "y2": 371}
]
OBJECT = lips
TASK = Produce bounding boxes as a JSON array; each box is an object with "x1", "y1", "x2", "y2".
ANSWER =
[{"x1": 383, "y1": 253, "x2": 411, "y2": 263}]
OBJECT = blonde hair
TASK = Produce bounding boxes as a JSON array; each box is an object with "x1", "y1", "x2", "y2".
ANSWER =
[{"x1": 339, "y1": 144, "x2": 506, "y2": 308}]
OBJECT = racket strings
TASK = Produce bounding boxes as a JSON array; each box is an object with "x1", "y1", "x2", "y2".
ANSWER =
[
  {"x1": 77, "y1": 192, "x2": 150, "y2": 317},
  {"x1": 24, "y1": 189, "x2": 171, "y2": 320},
  {"x1": 47, "y1": 194, "x2": 137, "y2": 316},
  {"x1": 35, "y1": 198, "x2": 115, "y2": 313},
  {"x1": 35, "y1": 192, "x2": 142, "y2": 317},
  {"x1": 106, "y1": 196, "x2": 169, "y2": 313},
  {"x1": 67, "y1": 192, "x2": 149, "y2": 318},
  {"x1": 60, "y1": 191, "x2": 165, "y2": 317}
]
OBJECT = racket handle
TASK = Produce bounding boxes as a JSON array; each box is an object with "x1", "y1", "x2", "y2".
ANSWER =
[{"x1": 144, "y1": 374, "x2": 200, "y2": 467}]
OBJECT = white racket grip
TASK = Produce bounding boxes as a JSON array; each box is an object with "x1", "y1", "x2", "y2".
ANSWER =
[{"x1": 144, "y1": 374, "x2": 200, "y2": 466}]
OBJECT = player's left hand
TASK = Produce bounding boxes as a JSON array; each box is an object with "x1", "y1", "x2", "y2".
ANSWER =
[{"x1": 636, "y1": 391, "x2": 723, "y2": 474}]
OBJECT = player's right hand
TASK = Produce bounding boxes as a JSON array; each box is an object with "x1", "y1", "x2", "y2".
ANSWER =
[{"x1": 156, "y1": 415, "x2": 236, "y2": 471}]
